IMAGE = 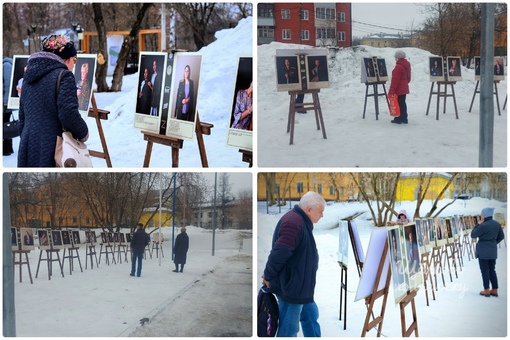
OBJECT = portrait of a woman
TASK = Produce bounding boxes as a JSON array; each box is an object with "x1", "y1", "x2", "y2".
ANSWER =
[{"x1": 175, "y1": 65, "x2": 195, "y2": 122}]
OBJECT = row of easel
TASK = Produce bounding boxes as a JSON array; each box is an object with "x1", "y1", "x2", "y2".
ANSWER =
[
  {"x1": 88, "y1": 92, "x2": 252, "y2": 167},
  {"x1": 363, "y1": 80, "x2": 506, "y2": 121},
  {"x1": 338, "y1": 221, "x2": 506, "y2": 337},
  {"x1": 11, "y1": 240, "x2": 165, "y2": 284}
]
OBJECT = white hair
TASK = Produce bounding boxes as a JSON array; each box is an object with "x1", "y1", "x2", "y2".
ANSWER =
[{"x1": 298, "y1": 191, "x2": 326, "y2": 210}]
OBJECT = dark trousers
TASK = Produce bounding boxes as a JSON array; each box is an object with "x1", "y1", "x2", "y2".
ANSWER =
[
  {"x1": 131, "y1": 252, "x2": 143, "y2": 276},
  {"x1": 3, "y1": 106, "x2": 13, "y2": 155},
  {"x1": 174, "y1": 262, "x2": 185, "y2": 272},
  {"x1": 398, "y1": 95, "x2": 407, "y2": 122},
  {"x1": 478, "y1": 258, "x2": 498, "y2": 289}
]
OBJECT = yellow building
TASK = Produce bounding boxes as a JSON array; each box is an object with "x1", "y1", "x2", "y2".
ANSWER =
[
  {"x1": 139, "y1": 207, "x2": 175, "y2": 229},
  {"x1": 397, "y1": 173, "x2": 453, "y2": 201}
]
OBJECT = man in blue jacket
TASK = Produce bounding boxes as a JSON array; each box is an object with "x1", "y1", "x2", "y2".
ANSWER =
[
  {"x1": 471, "y1": 207, "x2": 505, "y2": 297},
  {"x1": 130, "y1": 223, "x2": 149, "y2": 277},
  {"x1": 262, "y1": 191, "x2": 326, "y2": 337}
]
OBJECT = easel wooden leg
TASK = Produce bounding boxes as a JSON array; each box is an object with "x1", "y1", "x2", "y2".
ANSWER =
[
  {"x1": 373, "y1": 84, "x2": 379, "y2": 120},
  {"x1": 143, "y1": 141, "x2": 154, "y2": 167},
  {"x1": 426, "y1": 82, "x2": 434, "y2": 116},
  {"x1": 363, "y1": 85, "x2": 369, "y2": 119},
  {"x1": 435, "y1": 83, "x2": 441, "y2": 120},
  {"x1": 313, "y1": 91, "x2": 327, "y2": 139},
  {"x1": 289, "y1": 94, "x2": 296, "y2": 145},
  {"x1": 450, "y1": 84, "x2": 459, "y2": 119},
  {"x1": 469, "y1": 81, "x2": 480, "y2": 112},
  {"x1": 399, "y1": 289, "x2": 419, "y2": 337},
  {"x1": 172, "y1": 147, "x2": 179, "y2": 167},
  {"x1": 494, "y1": 82, "x2": 501, "y2": 116},
  {"x1": 24, "y1": 252, "x2": 33, "y2": 284}
]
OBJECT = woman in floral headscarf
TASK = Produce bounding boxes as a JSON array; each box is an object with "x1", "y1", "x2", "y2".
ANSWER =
[{"x1": 17, "y1": 34, "x2": 89, "y2": 167}]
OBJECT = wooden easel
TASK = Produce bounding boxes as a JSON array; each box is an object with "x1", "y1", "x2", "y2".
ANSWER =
[
  {"x1": 454, "y1": 238, "x2": 464, "y2": 269},
  {"x1": 338, "y1": 261, "x2": 348, "y2": 330},
  {"x1": 239, "y1": 149, "x2": 252, "y2": 167},
  {"x1": 442, "y1": 242, "x2": 458, "y2": 281},
  {"x1": 88, "y1": 93, "x2": 112, "y2": 167},
  {"x1": 116, "y1": 243, "x2": 129, "y2": 263},
  {"x1": 361, "y1": 242, "x2": 391, "y2": 337},
  {"x1": 152, "y1": 241, "x2": 164, "y2": 258},
  {"x1": 399, "y1": 289, "x2": 419, "y2": 337},
  {"x1": 62, "y1": 247, "x2": 83, "y2": 275},
  {"x1": 425, "y1": 81, "x2": 459, "y2": 120},
  {"x1": 362, "y1": 81, "x2": 389, "y2": 120},
  {"x1": 421, "y1": 251, "x2": 435, "y2": 306},
  {"x1": 99, "y1": 242, "x2": 116, "y2": 265},
  {"x1": 142, "y1": 112, "x2": 212, "y2": 167},
  {"x1": 287, "y1": 89, "x2": 327, "y2": 145},
  {"x1": 12, "y1": 250, "x2": 33, "y2": 284},
  {"x1": 462, "y1": 232, "x2": 474, "y2": 261},
  {"x1": 35, "y1": 248, "x2": 65, "y2": 280},
  {"x1": 468, "y1": 80, "x2": 502, "y2": 115},
  {"x1": 430, "y1": 246, "x2": 445, "y2": 290},
  {"x1": 85, "y1": 244, "x2": 99, "y2": 269},
  {"x1": 144, "y1": 243, "x2": 153, "y2": 260}
]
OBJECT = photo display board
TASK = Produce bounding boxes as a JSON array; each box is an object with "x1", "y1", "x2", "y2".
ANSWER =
[
  {"x1": 429, "y1": 56, "x2": 445, "y2": 82},
  {"x1": 226, "y1": 56, "x2": 253, "y2": 151},
  {"x1": 446, "y1": 56, "x2": 462, "y2": 81},
  {"x1": 73, "y1": 54, "x2": 97, "y2": 115},
  {"x1": 11, "y1": 227, "x2": 19, "y2": 251},
  {"x1": 402, "y1": 223, "x2": 423, "y2": 290},
  {"x1": 7, "y1": 55, "x2": 29, "y2": 109},
  {"x1": 474, "y1": 56, "x2": 505, "y2": 81},
  {"x1": 361, "y1": 57, "x2": 388, "y2": 83},
  {"x1": 20, "y1": 227, "x2": 35, "y2": 250},
  {"x1": 38, "y1": 229, "x2": 50, "y2": 250},
  {"x1": 338, "y1": 220, "x2": 349, "y2": 266},
  {"x1": 387, "y1": 226, "x2": 407, "y2": 304},
  {"x1": 275, "y1": 49, "x2": 329, "y2": 92}
]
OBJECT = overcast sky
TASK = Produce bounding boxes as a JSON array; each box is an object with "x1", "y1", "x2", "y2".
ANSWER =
[
  {"x1": 351, "y1": 3, "x2": 428, "y2": 38},
  {"x1": 201, "y1": 172, "x2": 253, "y2": 194}
]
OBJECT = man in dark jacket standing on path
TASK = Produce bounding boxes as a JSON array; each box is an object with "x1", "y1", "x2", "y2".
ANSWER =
[
  {"x1": 389, "y1": 50, "x2": 411, "y2": 125},
  {"x1": 262, "y1": 191, "x2": 326, "y2": 337},
  {"x1": 173, "y1": 226, "x2": 189, "y2": 273},
  {"x1": 130, "y1": 223, "x2": 149, "y2": 277},
  {"x1": 471, "y1": 207, "x2": 505, "y2": 297}
]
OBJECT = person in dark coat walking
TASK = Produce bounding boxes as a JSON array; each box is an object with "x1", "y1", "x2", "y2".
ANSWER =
[
  {"x1": 389, "y1": 50, "x2": 411, "y2": 125},
  {"x1": 173, "y1": 226, "x2": 189, "y2": 273},
  {"x1": 130, "y1": 223, "x2": 149, "y2": 277},
  {"x1": 17, "y1": 35, "x2": 88, "y2": 167},
  {"x1": 262, "y1": 191, "x2": 326, "y2": 337},
  {"x1": 471, "y1": 207, "x2": 505, "y2": 297},
  {"x1": 3, "y1": 56, "x2": 14, "y2": 155}
]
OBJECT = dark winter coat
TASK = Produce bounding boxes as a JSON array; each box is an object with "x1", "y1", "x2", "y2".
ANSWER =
[
  {"x1": 389, "y1": 58, "x2": 411, "y2": 96},
  {"x1": 263, "y1": 205, "x2": 319, "y2": 304},
  {"x1": 471, "y1": 217, "x2": 504, "y2": 260},
  {"x1": 17, "y1": 52, "x2": 88, "y2": 167},
  {"x1": 131, "y1": 228, "x2": 149, "y2": 254},
  {"x1": 173, "y1": 232, "x2": 189, "y2": 264}
]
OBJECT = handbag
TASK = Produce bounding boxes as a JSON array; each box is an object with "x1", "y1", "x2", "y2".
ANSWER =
[
  {"x1": 54, "y1": 131, "x2": 93, "y2": 167},
  {"x1": 388, "y1": 94, "x2": 400, "y2": 117},
  {"x1": 3, "y1": 112, "x2": 20, "y2": 139},
  {"x1": 52, "y1": 69, "x2": 93, "y2": 167}
]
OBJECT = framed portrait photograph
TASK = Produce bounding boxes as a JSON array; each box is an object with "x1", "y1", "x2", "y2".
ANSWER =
[
  {"x1": 493, "y1": 57, "x2": 505, "y2": 81},
  {"x1": 100, "y1": 232, "x2": 108, "y2": 245},
  {"x1": 275, "y1": 55, "x2": 302, "y2": 92},
  {"x1": 7, "y1": 55, "x2": 29, "y2": 109},
  {"x1": 73, "y1": 54, "x2": 97, "y2": 115},
  {"x1": 119, "y1": 233, "x2": 126, "y2": 244},
  {"x1": 107, "y1": 232, "x2": 114, "y2": 244},
  {"x1": 72, "y1": 230, "x2": 82, "y2": 247},
  {"x1": 361, "y1": 58, "x2": 377, "y2": 83},
  {"x1": 474, "y1": 56, "x2": 481, "y2": 81},
  {"x1": 434, "y1": 218, "x2": 447, "y2": 247},
  {"x1": 387, "y1": 226, "x2": 407, "y2": 304},
  {"x1": 226, "y1": 56, "x2": 253, "y2": 150},
  {"x1": 133, "y1": 52, "x2": 167, "y2": 133},
  {"x1": 338, "y1": 220, "x2": 349, "y2": 266},
  {"x1": 51, "y1": 230, "x2": 63, "y2": 248},
  {"x1": 306, "y1": 55, "x2": 329, "y2": 90},
  {"x1": 85, "y1": 230, "x2": 96, "y2": 245},
  {"x1": 38, "y1": 229, "x2": 50, "y2": 249},
  {"x1": 403, "y1": 224, "x2": 423, "y2": 289},
  {"x1": 165, "y1": 52, "x2": 202, "y2": 140},
  {"x1": 376, "y1": 58, "x2": 389, "y2": 81},
  {"x1": 20, "y1": 228, "x2": 35, "y2": 250},
  {"x1": 429, "y1": 56, "x2": 444, "y2": 82},
  {"x1": 61, "y1": 230, "x2": 72, "y2": 248},
  {"x1": 125, "y1": 233, "x2": 132, "y2": 243},
  {"x1": 446, "y1": 56, "x2": 462, "y2": 81},
  {"x1": 11, "y1": 227, "x2": 19, "y2": 250}
]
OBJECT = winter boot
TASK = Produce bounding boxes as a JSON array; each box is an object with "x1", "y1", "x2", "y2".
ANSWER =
[
  {"x1": 490, "y1": 289, "x2": 499, "y2": 297},
  {"x1": 480, "y1": 289, "x2": 491, "y2": 297}
]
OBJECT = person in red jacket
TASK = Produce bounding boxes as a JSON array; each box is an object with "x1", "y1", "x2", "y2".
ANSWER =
[{"x1": 389, "y1": 50, "x2": 411, "y2": 124}]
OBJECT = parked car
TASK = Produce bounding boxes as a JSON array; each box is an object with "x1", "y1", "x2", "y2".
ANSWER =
[{"x1": 456, "y1": 193, "x2": 472, "y2": 200}]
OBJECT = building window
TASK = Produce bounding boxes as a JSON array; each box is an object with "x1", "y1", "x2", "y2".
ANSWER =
[
  {"x1": 301, "y1": 30, "x2": 309, "y2": 40},
  {"x1": 72, "y1": 216, "x2": 77, "y2": 223},
  {"x1": 259, "y1": 7, "x2": 273, "y2": 18},
  {"x1": 194, "y1": 212, "x2": 199, "y2": 218},
  {"x1": 259, "y1": 28, "x2": 274, "y2": 38},
  {"x1": 338, "y1": 31, "x2": 346, "y2": 41},
  {"x1": 208, "y1": 212, "x2": 213, "y2": 218},
  {"x1": 86, "y1": 217, "x2": 90, "y2": 224},
  {"x1": 329, "y1": 185, "x2": 335, "y2": 195},
  {"x1": 316, "y1": 7, "x2": 335, "y2": 20},
  {"x1": 282, "y1": 9, "x2": 290, "y2": 19},
  {"x1": 317, "y1": 184, "x2": 323, "y2": 194},
  {"x1": 301, "y1": 10, "x2": 309, "y2": 20},
  {"x1": 340, "y1": 187, "x2": 345, "y2": 195},
  {"x1": 282, "y1": 29, "x2": 291, "y2": 40},
  {"x1": 316, "y1": 28, "x2": 336, "y2": 39},
  {"x1": 297, "y1": 182, "x2": 303, "y2": 193},
  {"x1": 337, "y1": 12, "x2": 345, "y2": 22}
]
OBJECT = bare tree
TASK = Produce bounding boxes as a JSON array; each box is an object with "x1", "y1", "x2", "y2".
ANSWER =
[
  {"x1": 231, "y1": 189, "x2": 252, "y2": 229},
  {"x1": 174, "y1": 3, "x2": 217, "y2": 51},
  {"x1": 92, "y1": 3, "x2": 109, "y2": 92},
  {"x1": 258, "y1": 173, "x2": 277, "y2": 206}
]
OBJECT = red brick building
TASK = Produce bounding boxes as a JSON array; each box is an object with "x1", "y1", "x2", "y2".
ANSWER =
[{"x1": 257, "y1": 3, "x2": 352, "y2": 48}]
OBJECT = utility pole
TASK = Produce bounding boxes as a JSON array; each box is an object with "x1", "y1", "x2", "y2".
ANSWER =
[
  {"x1": 3, "y1": 173, "x2": 16, "y2": 336},
  {"x1": 479, "y1": 3, "x2": 495, "y2": 167}
]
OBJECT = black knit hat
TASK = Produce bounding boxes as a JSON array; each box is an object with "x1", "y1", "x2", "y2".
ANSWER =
[{"x1": 41, "y1": 34, "x2": 77, "y2": 60}]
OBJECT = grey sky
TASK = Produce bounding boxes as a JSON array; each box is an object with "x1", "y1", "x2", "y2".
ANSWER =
[
  {"x1": 201, "y1": 172, "x2": 252, "y2": 194},
  {"x1": 351, "y1": 3, "x2": 428, "y2": 38}
]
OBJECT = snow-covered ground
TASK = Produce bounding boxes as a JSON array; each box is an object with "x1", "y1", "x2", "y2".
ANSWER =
[
  {"x1": 257, "y1": 42, "x2": 507, "y2": 167},
  {"x1": 3, "y1": 17, "x2": 253, "y2": 168},
  {"x1": 10, "y1": 226, "x2": 252, "y2": 337},
  {"x1": 258, "y1": 197, "x2": 507, "y2": 337}
]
